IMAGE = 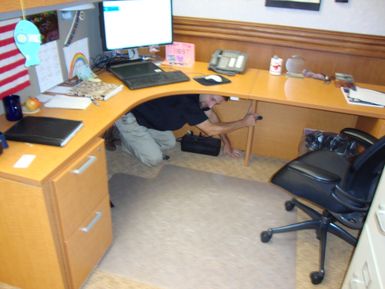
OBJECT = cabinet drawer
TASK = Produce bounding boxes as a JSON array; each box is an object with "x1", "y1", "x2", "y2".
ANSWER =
[
  {"x1": 52, "y1": 139, "x2": 109, "y2": 239},
  {"x1": 366, "y1": 208, "x2": 385, "y2": 284},
  {"x1": 342, "y1": 228, "x2": 382, "y2": 289},
  {"x1": 365, "y1": 170, "x2": 385, "y2": 285},
  {"x1": 65, "y1": 196, "x2": 112, "y2": 289}
]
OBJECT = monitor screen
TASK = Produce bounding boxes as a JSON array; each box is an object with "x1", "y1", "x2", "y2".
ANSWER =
[{"x1": 99, "y1": 0, "x2": 173, "y2": 51}]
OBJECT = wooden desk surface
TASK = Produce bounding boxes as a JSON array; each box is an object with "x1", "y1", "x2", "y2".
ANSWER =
[
  {"x1": 0, "y1": 61, "x2": 384, "y2": 184},
  {"x1": 250, "y1": 70, "x2": 385, "y2": 119}
]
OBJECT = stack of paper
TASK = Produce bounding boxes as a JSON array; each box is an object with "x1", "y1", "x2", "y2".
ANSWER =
[
  {"x1": 349, "y1": 87, "x2": 385, "y2": 106},
  {"x1": 341, "y1": 87, "x2": 385, "y2": 108}
]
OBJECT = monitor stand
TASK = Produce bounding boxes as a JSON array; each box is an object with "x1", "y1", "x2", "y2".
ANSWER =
[
  {"x1": 127, "y1": 48, "x2": 140, "y2": 60},
  {"x1": 140, "y1": 45, "x2": 164, "y2": 64},
  {"x1": 106, "y1": 48, "x2": 145, "y2": 68}
]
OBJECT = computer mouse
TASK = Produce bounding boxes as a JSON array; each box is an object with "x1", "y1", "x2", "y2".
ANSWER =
[{"x1": 204, "y1": 74, "x2": 223, "y2": 83}]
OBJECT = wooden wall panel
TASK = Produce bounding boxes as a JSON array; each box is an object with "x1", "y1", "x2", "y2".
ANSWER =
[{"x1": 173, "y1": 16, "x2": 385, "y2": 85}]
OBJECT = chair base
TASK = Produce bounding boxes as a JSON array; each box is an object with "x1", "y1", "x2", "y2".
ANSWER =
[{"x1": 260, "y1": 198, "x2": 357, "y2": 285}]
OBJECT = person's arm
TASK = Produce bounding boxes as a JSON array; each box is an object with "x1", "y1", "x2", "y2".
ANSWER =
[
  {"x1": 202, "y1": 109, "x2": 243, "y2": 157},
  {"x1": 197, "y1": 110, "x2": 258, "y2": 136}
]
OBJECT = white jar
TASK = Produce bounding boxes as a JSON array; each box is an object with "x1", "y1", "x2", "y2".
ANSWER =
[{"x1": 269, "y1": 55, "x2": 283, "y2": 75}]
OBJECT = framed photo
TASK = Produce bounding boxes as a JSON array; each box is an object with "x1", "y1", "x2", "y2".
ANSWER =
[{"x1": 265, "y1": 0, "x2": 321, "y2": 11}]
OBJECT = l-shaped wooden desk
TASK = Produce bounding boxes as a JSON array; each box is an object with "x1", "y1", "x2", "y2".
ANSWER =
[{"x1": 0, "y1": 61, "x2": 384, "y2": 289}]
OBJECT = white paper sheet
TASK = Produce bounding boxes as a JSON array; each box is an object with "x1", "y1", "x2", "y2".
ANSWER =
[
  {"x1": 44, "y1": 95, "x2": 91, "y2": 110},
  {"x1": 36, "y1": 94, "x2": 54, "y2": 103},
  {"x1": 47, "y1": 85, "x2": 73, "y2": 94},
  {"x1": 63, "y1": 38, "x2": 90, "y2": 79},
  {"x1": 349, "y1": 87, "x2": 385, "y2": 106},
  {"x1": 341, "y1": 88, "x2": 384, "y2": 108},
  {"x1": 35, "y1": 41, "x2": 64, "y2": 92}
]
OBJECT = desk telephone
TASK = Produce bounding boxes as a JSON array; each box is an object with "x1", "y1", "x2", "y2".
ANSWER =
[{"x1": 209, "y1": 49, "x2": 248, "y2": 75}]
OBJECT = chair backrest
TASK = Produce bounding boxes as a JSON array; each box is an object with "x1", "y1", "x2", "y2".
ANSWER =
[{"x1": 343, "y1": 135, "x2": 385, "y2": 202}]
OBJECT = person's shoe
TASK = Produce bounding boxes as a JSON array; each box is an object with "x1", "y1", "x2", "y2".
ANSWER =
[
  {"x1": 105, "y1": 139, "x2": 116, "y2": 151},
  {"x1": 162, "y1": 154, "x2": 170, "y2": 160},
  {"x1": 104, "y1": 125, "x2": 120, "y2": 151}
]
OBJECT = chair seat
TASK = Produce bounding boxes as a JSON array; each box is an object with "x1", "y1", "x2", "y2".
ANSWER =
[{"x1": 272, "y1": 150, "x2": 351, "y2": 213}]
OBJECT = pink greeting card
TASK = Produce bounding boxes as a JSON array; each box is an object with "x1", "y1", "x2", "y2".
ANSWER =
[{"x1": 164, "y1": 42, "x2": 195, "y2": 67}]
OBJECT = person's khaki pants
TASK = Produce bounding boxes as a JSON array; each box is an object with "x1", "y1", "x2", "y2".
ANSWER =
[{"x1": 115, "y1": 113, "x2": 176, "y2": 166}]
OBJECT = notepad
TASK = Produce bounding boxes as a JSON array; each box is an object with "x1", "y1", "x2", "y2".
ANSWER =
[
  {"x1": 5, "y1": 116, "x2": 84, "y2": 147},
  {"x1": 44, "y1": 95, "x2": 92, "y2": 110}
]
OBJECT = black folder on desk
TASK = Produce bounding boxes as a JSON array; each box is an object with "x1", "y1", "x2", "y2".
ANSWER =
[{"x1": 5, "y1": 116, "x2": 84, "y2": 147}]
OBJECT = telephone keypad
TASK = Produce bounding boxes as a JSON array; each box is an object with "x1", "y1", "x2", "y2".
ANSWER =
[
  {"x1": 236, "y1": 55, "x2": 245, "y2": 69},
  {"x1": 209, "y1": 49, "x2": 247, "y2": 75}
]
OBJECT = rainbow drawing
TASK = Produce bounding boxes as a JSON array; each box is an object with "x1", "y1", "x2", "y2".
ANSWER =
[{"x1": 68, "y1": 52, "x2": 89, "y2": 78}]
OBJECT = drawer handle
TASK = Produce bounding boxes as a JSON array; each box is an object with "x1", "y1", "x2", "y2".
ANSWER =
[
  {"x1": 72, "y1": 155, "x2": 96, "y2": 175},
  {"x1": 349, "y1": 273, "x2": 365, "y2": 289},
  {"x1": 80, "y1": 211, "x2": 102, "y2": 233},
  {"x1": 376, "y1": 204, "x2": 385, "y2": 234}
]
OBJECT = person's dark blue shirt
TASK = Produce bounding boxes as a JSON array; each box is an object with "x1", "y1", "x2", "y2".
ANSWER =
[{"x1": 131, "y1": 94, "x2": 208, "y2": 131}]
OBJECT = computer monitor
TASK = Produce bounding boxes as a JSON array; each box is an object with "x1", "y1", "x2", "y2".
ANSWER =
[{"x1": 99, "y1": 0, "x2": 173, "y2": 51}]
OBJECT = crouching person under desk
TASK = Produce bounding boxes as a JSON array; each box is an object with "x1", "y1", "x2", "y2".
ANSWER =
[{"x1": 116, "y1": 94, "x2": 260, "y2": 166}]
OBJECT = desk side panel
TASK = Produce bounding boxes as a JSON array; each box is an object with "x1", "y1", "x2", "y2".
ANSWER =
[
  {"x1": 356, "y1": 118, "x2": 385, "y2": 138},
  {"x1": 0, "y1": 178, "x2": 65, "y2": 289},
  {"x1": 249, "y1": 102, "x2": 358, "y2": 159}
]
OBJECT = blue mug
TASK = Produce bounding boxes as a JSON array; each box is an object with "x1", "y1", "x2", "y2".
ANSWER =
[
  {"x1": 2, "y1": 94, "x2": 23, "y2": 121},
  {"x1": 0, "y1": 132, "x2": 8, "y2": 149}
]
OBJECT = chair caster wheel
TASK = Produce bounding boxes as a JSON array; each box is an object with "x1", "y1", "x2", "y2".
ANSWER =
[
  {"x1": 260, "y1": 230, "x2": 272, "y2": 243},
  {"x1": 285, "y1": 200, "x2": 295, "y2": 211},
  {"x1": 310, "y1": 270, "x2": 324, "y2": 284}
]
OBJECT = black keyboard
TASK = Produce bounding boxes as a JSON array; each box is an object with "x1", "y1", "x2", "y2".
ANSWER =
[{"x1": 123, "y1": 71, "x2": 190, "y2": 90}]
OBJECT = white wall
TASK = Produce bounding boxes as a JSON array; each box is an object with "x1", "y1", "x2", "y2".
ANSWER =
[{"x1": 173, "y1": 0, "x2": 385, "y2": 36}]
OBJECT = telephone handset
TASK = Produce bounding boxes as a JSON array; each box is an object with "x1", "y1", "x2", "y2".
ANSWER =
[{"x1": 208, "y1": 49, "x2": 248, "y2": 76}]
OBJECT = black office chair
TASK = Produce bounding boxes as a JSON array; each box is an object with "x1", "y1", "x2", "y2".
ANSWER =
[{"x1": 260, "y1": 128, "x2": 385, "y2": 284}]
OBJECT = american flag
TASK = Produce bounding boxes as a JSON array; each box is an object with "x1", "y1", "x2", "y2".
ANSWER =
[{"x1": 0, "y1": 18, "x2": 30, "y2": 100}]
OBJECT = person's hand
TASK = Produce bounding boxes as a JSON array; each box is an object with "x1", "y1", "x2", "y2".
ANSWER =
[
  {"x1": 243, "y1": 113, "x2": 259, "y2": 126},
  {"x1": 223, "y1": 142, "x2": 242, "y2": 158}
]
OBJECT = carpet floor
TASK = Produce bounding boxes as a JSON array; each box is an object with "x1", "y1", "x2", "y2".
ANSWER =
[{"x1": 97, "y1": 165, "x2": 296, "y2": 289}]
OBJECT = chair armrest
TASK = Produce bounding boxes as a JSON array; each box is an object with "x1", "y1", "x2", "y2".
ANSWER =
[
  {"x1": 340, "y1": 128, "x2": 378, "y2": 147},
  {"x1": 331, "y1": 185, "x2": 370, "y2": 212},
  {"x1": 335, "y1": 185, "x2": 371, "y2": 205},
  {"x1": 288, "y1": 161, "x2": 340, "y2": 183}
]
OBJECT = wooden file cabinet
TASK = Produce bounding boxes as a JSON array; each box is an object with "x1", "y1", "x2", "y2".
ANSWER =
[
  {"x1": 0, "y1": 138, "x2": 112, "y2": 289},
  {"x1": 51, "y1": 138, "x2": 112, "y2": 289},
  {"x1": 342, "y1": 167, "x2": 385, "y2": 289}
]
